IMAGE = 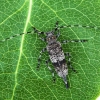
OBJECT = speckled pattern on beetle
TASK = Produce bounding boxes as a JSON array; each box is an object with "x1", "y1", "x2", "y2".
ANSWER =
[{"x1": 33, "y1": 21, "x2": 88, "y2": 89}]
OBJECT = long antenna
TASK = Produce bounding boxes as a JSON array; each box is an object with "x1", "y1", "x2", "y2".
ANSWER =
[
  {"x1": 59, "y1": 24, "x2": 100, "y2": 29},
  {"x1": 0, "y1": 24, "x2": 100, "y2": 42},
  {"x1": 0, "y1": 31, "x2": 32, "y2": 42}
]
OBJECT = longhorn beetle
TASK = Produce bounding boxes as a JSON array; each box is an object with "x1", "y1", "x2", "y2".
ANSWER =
[
  {"x1": 33, "y1": 21, "x2": 88, "y2": 88},
  {"x1": 0, "y1": 21, "x2": 99, "y2": 88}
]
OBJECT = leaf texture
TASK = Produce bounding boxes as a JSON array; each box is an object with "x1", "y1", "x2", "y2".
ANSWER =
[{"x1": 0, "y1": 0, "x2": 100, "y2": 100}]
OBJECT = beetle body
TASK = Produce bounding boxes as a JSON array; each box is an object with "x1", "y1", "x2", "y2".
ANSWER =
[
  {"x1": 46, "y1": 31, "x2": 69, "y2": 88},
  {"x1": 32, "y1": 22, "x2": 87, "y2": 89}
]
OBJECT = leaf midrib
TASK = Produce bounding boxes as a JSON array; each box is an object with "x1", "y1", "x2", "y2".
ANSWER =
[{"x1": 11, "y1": 0, "x2": 32, "y2": 99}]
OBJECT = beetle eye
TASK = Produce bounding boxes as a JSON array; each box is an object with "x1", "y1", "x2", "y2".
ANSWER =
[
  {"x1": 48, "y1": 38, "x2": 50, "y2": 41},
  {"x1": 52, "y1": 36, "x2": 55, "y2": 39}
]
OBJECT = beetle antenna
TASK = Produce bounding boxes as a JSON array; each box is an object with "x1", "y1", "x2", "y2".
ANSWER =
[{"x1": 0, "y1": 31, "x2": 32, "y2": 42}]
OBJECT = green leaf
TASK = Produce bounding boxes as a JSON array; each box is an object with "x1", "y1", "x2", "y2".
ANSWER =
[{"x1": 0, "y1": 0, "x2": 100, "y2": 100}]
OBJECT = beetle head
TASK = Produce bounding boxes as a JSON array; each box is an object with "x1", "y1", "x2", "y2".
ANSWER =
[{"x1": 46, "y1": 31, "x2": 57, "y2": 44}]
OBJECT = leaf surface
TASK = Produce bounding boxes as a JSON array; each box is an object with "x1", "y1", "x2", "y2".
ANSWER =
[{"x1": 0, "y1": 0, "x2": 100, "y2": 100}]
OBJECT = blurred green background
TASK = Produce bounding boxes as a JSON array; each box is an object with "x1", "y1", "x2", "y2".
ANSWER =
[{"x1": 0, "y1": 0, "x2": 100, "y2": 100}]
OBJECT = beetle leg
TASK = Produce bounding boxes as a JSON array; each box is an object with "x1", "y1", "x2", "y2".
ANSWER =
[
  {"x1": 46, "y1": 59, "x2": 56, "y2": 82},
  {"x1": 53, "y1": 21, "x2": 61, "y2": 38},
  {"x1": 37, "y1": 48, "x2": 47, "y2": 70},
  {"x1": 65, "y1": 52, "x2": 77, "y2": 72}
]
